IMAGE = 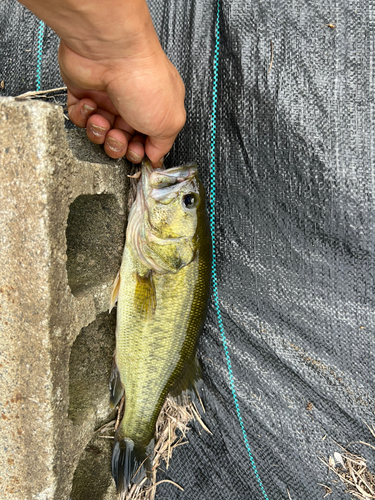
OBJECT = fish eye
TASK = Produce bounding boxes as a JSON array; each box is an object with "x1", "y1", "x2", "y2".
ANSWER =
[{"x1": 182, "y1": 193, "x2": 199, "y2": 209}]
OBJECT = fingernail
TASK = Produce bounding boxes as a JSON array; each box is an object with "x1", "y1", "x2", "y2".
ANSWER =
[
  {"x1": 89, "y1": 124, "x2": 107, "y2": 137},
  {"x1": 107, "y1": 136, "x2": 124, "y2": 153},
  {"x1": 157, "y1": 157, "x2": 164, "y2": 169},
  {"x1": 81, "y1": 104, "x2": 95, "y2": 118},
  {"x1": 127, "y1": 150, "x2": 143, "y2": 163}
]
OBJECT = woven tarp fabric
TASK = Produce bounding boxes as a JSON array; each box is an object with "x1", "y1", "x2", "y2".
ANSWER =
[
  {"x1": 0, "y1": 2, "x2": 64, "y2": 106},
  {"x1": 1, "y1": 0, "x2": 375, "y2": 499}
]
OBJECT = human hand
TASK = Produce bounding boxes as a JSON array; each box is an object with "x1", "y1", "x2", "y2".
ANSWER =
[
  {"x1": 18, "y1": 0, "x2": 185, "y2": 167},
  {"x1": 59, "y1": 40, "x2": 185, "y2": 167}
]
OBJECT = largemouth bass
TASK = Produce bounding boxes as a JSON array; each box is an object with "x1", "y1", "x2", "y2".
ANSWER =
[{"x1": 109, "y1": 159, "x2": 211, "y2": 493}]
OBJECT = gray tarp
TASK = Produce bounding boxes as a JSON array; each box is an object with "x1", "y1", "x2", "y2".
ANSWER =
[{"x1": 1, "y1": 0, "x2": 375, "y2": 498}]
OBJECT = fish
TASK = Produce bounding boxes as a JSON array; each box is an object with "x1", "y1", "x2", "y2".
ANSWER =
[{"x1": 109, "y1": 159, "x2": 211, "y2": 493}]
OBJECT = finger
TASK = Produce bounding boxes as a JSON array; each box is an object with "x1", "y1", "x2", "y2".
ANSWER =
[
  {"x1": 67, "y1": 93, "x2": 98, "y2": 128},
  {"x1": 86, "y1": 114, "x2": 111, "y2": 145},
  {"x1": 145, "y1": 135, "x2": 177, "y2": 168},
  {"x1": 94, "y1": 108, "x2": 116, "y2": 128},
  {"x1": 113, "y1": 116, "x2": 137, "y2": 157},
  {"x1": 113, "y1": 116, "x2": 136, "y2": 154},
  {"x1": 113, "y1": 116, "x2": 136, "y2": 136},
  {"x1": 127, "y1": 135, "x2": 146, "y2": 164},
  {"x1": 104, "y1": 129, "x2": 128, "y2": 159},
  {"x1": 66, "y1": 86, "x2": 119, "y2": 116},
  {"x1": 144, "y1": 107, "x2": 186, "y2": 167}
]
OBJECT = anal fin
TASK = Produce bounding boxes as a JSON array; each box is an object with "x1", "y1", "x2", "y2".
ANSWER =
[
  {"x1": 169, "y1": 353, "x2": 203, "y2": 407},
  {"x1": 109, "y1": 355, "x2": 124, "y2": 409}
]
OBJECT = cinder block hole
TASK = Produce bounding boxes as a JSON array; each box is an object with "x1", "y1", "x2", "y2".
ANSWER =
[
  {"x1": 66, "y1": 194, "x2": 125, "y2": 296},
  {"x1": 70, "y1": 434, "x2": 115, "y2": 500},
  {"x1": 68, "y1": 311, "x2": 117, "y2": 425}
]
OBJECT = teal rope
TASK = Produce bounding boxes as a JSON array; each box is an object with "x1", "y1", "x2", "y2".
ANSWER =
[
  {"x1": 209, "y1": 2, "x2": 269, "y2": 499},
  {"x1": 36, "y1": 20, "x2": 45, "y2": 91}
]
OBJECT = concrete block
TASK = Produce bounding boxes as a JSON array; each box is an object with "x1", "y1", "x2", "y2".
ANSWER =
[{"x1": 0, "y1": 97, "x2": 129, "y2": 499}]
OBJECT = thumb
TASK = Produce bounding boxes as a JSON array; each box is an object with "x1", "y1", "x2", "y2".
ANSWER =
[{"x1": 145, "y1": 134, "x2": 177, "y2": 168}]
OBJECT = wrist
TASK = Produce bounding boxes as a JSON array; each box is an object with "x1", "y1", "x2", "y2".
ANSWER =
[
  {"x1": 65, "y1": 0, "x2": 159, "y2": 59},
  {"x1": 21, "y1": 0, "x2": 161, "y2": 61}
]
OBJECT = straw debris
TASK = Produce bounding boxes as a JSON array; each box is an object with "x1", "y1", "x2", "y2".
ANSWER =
[
  {"x1": 14, "y1": 86, "x2": 67, "y2": 100},
  {"x1": 97, "y1": 395, "x2": 209, "y2": 500},
  {"x1": 320, "y1": 446, "x2": 375, "y2": 499},
  {"x1": 14, "y1": 87, "x2": 69, "y2": 117}
]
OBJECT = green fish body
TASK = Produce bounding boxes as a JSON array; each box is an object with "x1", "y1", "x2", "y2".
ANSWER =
[{"x1": 110, "y1": 160, "x2": 211, "y2": 493}]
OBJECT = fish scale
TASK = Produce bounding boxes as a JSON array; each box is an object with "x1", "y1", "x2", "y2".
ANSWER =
[{"x1": 110, "y1": 160, "x2": 211, "y2": 493}]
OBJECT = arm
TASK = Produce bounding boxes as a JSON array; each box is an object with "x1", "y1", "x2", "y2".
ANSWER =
[{"x1": 19, "y1": 0, "x2": 186, "y2": 166}]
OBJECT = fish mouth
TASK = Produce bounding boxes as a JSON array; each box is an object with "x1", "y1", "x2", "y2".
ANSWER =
[
  {"x1": 142, "y1": 159, "x2": 197, "y2": 202},
  {"x1": 149, "y1": 163, "x2": 197, "y2": 187}
]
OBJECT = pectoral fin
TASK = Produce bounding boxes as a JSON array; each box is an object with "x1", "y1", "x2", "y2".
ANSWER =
[
  {"x1": 109, "y1": 355, "x2": 124, "y2": 409},
  {"x1": 109, "y1": 270, "x2": 121, "y2": 313},
  {"x1": 135, "y1": 270, "x2": 156, "y2": 318}
]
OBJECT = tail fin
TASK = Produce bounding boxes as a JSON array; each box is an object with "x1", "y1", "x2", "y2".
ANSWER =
[{"x1": 111, "y1": 436, "x2": 153, "y2": 493}]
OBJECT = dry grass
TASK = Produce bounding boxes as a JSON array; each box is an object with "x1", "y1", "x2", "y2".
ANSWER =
[
  {"x1": 97, "y1": 395, "x2": 209, "y2": 500},
  {"x1": 14, "y1": 86, "x2": 67, "y2": 100},
  {"x1": 14, "y1": 87, "x2": 69, "y2": 118},
  {"x1": 320, "y1": 438, "x2": 375, "y2": 499}
]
